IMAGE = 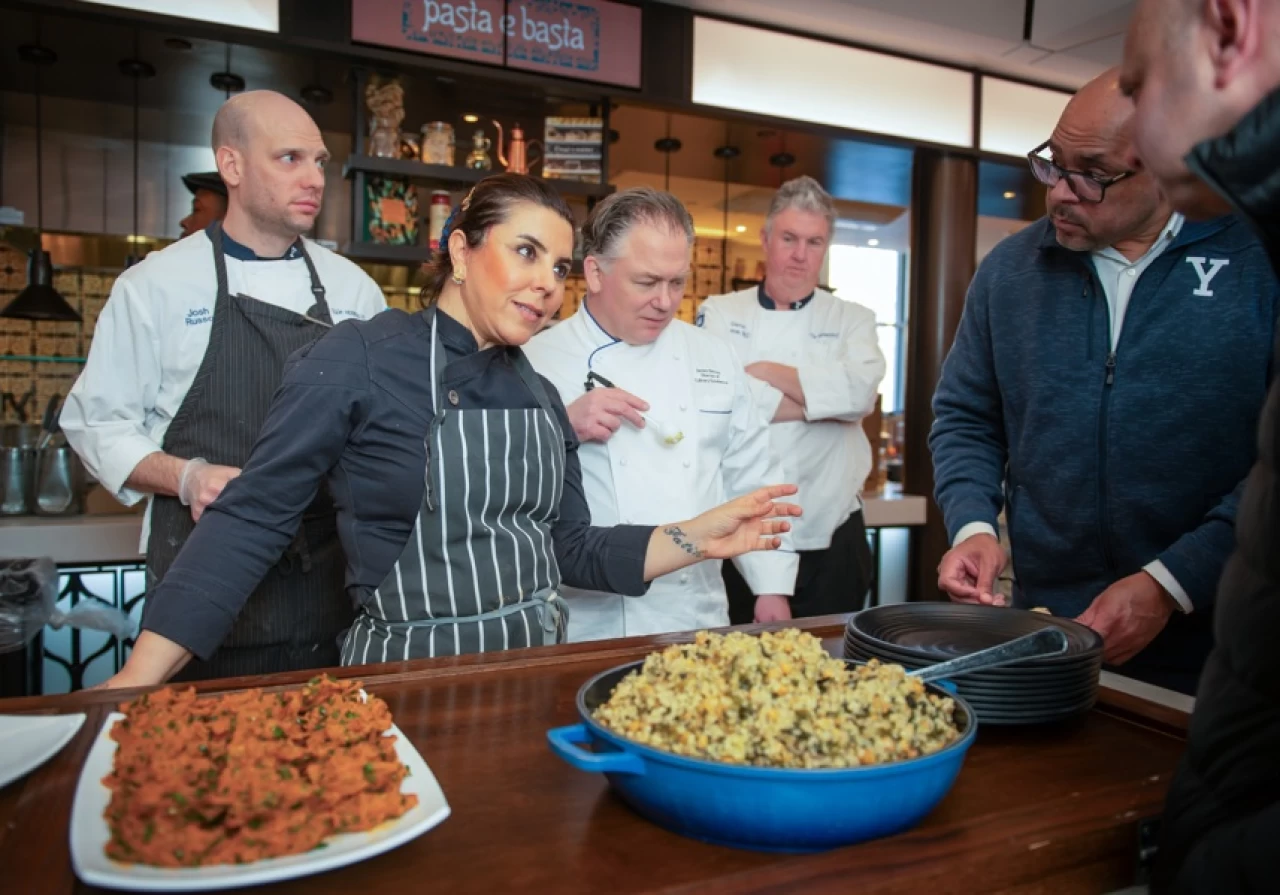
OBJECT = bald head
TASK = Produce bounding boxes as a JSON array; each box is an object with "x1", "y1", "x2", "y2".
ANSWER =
[
  {"x1": 1122, "y1": 0, "x2": 1280, "y2": 219},
  {"x1": 1058, "y1": 68, "x2": 1135, "y2": 147},
  {"x1": 211, "y1": 90, "x2": 319, "y2": 154},
  {"x1": 211, "y1": 90, "x2": 329, "y2": 247}
]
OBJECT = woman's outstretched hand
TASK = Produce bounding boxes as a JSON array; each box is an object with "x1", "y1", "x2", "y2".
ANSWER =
[{"x1": 678, "y1": 484, "x2": 801, "y2": 560}]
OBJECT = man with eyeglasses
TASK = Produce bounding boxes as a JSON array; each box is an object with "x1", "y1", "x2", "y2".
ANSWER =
[{"x1": 929, "y1": 68, "x2": 1279, "y2": 694}]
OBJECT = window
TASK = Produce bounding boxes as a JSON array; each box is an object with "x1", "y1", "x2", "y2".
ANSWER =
[{"x1": 827, "y1": 245, "x2": 905, "y2": 412}]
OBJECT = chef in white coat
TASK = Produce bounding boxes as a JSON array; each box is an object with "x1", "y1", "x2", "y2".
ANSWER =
[
  {"x1": 61, "y1": 91, "x2": 386, "y2": 679},
  {"x1": 699, "y1": 176, "x2": 886, "y2": 622},
  {"x1": 525, "y1": 188, "x2": 798, "y2": 640}
]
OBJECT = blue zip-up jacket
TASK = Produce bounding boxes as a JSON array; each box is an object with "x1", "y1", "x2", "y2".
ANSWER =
[{"x1": 930, "y1": 215, "x2": 1277, "y2": 687}]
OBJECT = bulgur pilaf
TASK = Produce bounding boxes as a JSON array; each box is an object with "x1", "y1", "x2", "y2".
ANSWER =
[
  {"x1": 594, "y1": 629, "x2": 961, "y2": 769},
  {"x1": 102, "y1": 676, "x2": 416, "y2": 867}
]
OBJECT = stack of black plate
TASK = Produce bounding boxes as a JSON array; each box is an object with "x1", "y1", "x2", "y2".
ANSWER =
[{"x1": 844, "y1": 604, "x2": 1103, "y2": 725}]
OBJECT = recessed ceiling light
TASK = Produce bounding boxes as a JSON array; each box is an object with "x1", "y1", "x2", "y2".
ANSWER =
[
  {"x1": 463, "y1": 114, "x2": 479, "y2": 123},
  {"x1": 735, "y1": 225, "x2": 746, "y2": 233},
  {"x1": 867, "y1": 238, "x2": 880, "y2": 247},
  {"x1": 1003, "y1": 191, "x2": 1016, "y2": 199},
  {"x1": 163, "y1": 37, "x2": 193, "y2": 51}
]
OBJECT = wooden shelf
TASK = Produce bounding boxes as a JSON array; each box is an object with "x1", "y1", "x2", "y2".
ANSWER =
[
  {"x1": 343, "y1": 155, "x2": 614, "y2": 199},
  {"x1": 344, "y1": 156, "x2": 487, "y2": 187},
  {"x1": 342, "y1": 242, "x2": 433, "y2": 266},
  {"x1": 543, "y1": 178, "x2": 615, "y2": 199}
]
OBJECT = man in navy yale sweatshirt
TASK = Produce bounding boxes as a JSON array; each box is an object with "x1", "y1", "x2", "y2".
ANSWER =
[{"x1": 929, "y1": 68, "x2": 1279, "y2": 694}]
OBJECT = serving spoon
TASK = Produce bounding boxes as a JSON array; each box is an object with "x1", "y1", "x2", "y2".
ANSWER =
[{"x1": 909, "y1": 627, "x2": 1069, "y2": 683}]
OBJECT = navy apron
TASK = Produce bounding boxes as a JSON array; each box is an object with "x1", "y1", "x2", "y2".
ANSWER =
[{"x1": 143, "y1": 223, "x2": 353, "y2": 680}]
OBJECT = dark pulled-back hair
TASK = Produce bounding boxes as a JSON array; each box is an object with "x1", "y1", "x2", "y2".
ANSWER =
[{"x1": 419, "y1": 173, "x2": 575, "y2": 306}]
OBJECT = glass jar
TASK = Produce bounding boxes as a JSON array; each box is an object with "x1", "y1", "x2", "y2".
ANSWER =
[
  {"x1": 420, "y1": 122, "x2": 455, "y2": 166},
  {"x1": 368, "y1": 115, "x2": 400, "y2": 159}
]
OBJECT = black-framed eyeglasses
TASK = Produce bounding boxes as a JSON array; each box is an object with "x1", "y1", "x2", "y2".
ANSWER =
[{"x1": 1026, "y1": 140, "x2": 1135, "y2": 204}]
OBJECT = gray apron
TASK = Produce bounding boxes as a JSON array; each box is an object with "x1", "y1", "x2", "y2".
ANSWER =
[
  {"x1": 142, "y1": 223, "x2": 354, "y2": 681},
  {"x1": 340, "y1": 308, "x2": 567, "y2": 665}
]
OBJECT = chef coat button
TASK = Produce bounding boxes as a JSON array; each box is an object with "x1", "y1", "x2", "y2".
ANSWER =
[
  {"x1": 683, "y1": 460, "x2": 691, "y2": 468},
  {"x1": 619, "y1": 458, "x2": 627, "y2": 467},
  {"x1": 679, "y1": 573, "x2": 689, "y2": 583},
  {"x1": 679, "y1": 403, "x2": 688, "y2": 411},
  {"x1": 448, "y1": 389, "x2": 460, "y2": 406}
]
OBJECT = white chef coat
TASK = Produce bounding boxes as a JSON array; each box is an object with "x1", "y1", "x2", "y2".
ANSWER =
[
  {"x1": 697, "y1": 287, "x2": 886, "y2": 551},
  {"x1": 524, "y1": 303, "x2": 799, "y2": 642},
  {"x1": 60, "y1": 229, "x2": 387, "y2": 550}
]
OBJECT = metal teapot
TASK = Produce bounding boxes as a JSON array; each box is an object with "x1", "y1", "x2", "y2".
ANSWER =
[{"x1": 494, "y1": 121, "x2": 542, "y2": 175}]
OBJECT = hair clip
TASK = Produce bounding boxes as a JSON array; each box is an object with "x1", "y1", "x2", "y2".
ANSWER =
[
  {"x1": 438, "y1": 206, "x2": 459, "y2": 248},
  {"x1": 461, "y1": 185, "x2": 477, "y2": 212}
]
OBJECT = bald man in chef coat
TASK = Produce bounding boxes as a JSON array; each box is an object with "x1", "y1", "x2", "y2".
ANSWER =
[
  {"x1": 524, "y1": 188, "x2": 798, "y2": 640},
  {"x1": 62, "y1": 91, "x2": 386, "y2": 680}
]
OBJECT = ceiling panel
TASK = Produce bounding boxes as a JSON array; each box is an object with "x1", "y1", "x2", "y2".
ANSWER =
[{"x1": 662, "y1": 0, "x2": 1135, "y2": 89}]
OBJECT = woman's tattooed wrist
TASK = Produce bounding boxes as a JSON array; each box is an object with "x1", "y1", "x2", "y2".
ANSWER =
[{"x1": 663, "y1": 525, "x2": 705, "y2": 559}]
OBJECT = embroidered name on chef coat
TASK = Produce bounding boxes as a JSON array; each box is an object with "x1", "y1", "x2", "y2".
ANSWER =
[
  {"x1": 694, "y1": 367, "x2": 730, "y2": 386},
  {"x1": 186, "y1": 307, "x2": 213, "y2": 326},
  {"x1": 810, "y1": 331, "x2": 840, "y2": 340},
  {"x1": 727, "y1": 322, "x2": 750, "y2": 339}
]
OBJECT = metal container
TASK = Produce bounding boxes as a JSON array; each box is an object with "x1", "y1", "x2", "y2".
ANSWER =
[
  {"x1": 31, "y1": 444, "x2": 85, "y2": 516},
  {"x1": 548, "y1": 660, "x2": 977, "y2": 853},
  {"x1": 0, "y1": 446, "x2": 34, "y2": 515},
  {"x1": 1, "y1": 423, "x2": 40, "y2": 448}
]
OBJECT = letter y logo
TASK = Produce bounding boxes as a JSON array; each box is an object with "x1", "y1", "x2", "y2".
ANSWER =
[{"x1": 1186, "y1": 256, "x2": 1230, "y2": 297}]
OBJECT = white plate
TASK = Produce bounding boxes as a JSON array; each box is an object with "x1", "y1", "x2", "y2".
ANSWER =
[
  {"x1": 70, "y1": 711, "x2": 451, "y2": 891},
  {"x1": 0, "y1": 713, "x2": 87, "y2": 789}
]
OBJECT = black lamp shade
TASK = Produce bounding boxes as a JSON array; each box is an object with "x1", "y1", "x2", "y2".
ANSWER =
[{"x1": 0, "y1": 249, "x2": 82, "y2": 322}]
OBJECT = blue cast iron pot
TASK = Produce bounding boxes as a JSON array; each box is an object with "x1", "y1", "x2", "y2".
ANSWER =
[{"x1": 548, "y1": 660, "x2": 977, "y2": 853}]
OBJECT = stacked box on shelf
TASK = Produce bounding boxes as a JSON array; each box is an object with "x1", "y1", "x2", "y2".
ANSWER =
[
  {"x1": 557, "y1": 274, "x2": 587, "y2": 321},
  {"x1": 543, "y1": 118, "x2": 603, "y2": 185}
]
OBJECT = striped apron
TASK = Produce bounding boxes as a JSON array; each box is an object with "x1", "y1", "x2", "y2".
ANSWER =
[{"x1": 340, "y1": 308, "x2": 568, "y2": 664}]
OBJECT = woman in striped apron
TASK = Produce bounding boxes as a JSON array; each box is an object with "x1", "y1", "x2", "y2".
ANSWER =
[{"x1": 102, "y1": 174, "x2": 800, "y2": 687}]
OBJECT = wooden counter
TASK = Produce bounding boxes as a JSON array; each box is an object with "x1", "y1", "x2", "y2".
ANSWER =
[{"x1": 0, "y1": 618, "x2": 1187, "y2": 894}]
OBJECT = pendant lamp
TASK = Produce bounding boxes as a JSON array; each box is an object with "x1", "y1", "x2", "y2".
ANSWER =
[
  {"x1": 713, "y1": 140, "x2": 740, "y2": 295},
  {"x1": 119, "y1": 34, "x2": 156, "y2": 269},
  {"x1": 654, "y1": 114, "x2": 681, "y2": 192},
  {"x1": 1, "y1": 40, "x2": 81, "y2": 322}
]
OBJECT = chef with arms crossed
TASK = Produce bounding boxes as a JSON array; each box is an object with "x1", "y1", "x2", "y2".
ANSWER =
[
  {"x1": 699, "y1": 176, "x2": 886, "y2": 622},
  {"x1": 525, "y1": 187, "x2": 799, "y2": 640},
  {"x1": 61, "y1": 90, "x2": 387, "y2": 680}
]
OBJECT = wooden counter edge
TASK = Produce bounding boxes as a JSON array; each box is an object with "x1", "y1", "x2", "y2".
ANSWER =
[{"x1": 0, "y1": 615, "x2": 1193, "y2": 738}]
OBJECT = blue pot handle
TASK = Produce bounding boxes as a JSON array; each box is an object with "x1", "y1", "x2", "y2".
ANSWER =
[{"x1": 547, "y1": 724, "x2": 646, "y2": 776}]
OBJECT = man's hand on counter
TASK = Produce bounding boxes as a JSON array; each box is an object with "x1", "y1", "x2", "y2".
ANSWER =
[
  {"x1": 567, "y1": 387, "x2": 648, "y2": 443},
  {"x1": 753, "y1": 594, "x2": 792, "y2": 623},
  {"x1": 1075, "y1": 571, "x2": 1177, "y2": 665},
  {"x1": 937, "y1": 533, "x2": 1008, "y2": 605}
]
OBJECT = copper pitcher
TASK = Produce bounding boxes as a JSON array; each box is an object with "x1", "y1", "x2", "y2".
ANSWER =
[{"x1": 494, "y1": 121, "x2": 542, "y2": 175}]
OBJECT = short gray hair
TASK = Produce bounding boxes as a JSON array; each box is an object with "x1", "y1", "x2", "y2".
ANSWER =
[
  {"x1": 580, "y1": 187, "x2": 695, "y2": 262},
  {"x1": 764, "y1": 175, "x2": 836, "y2": 236}
]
